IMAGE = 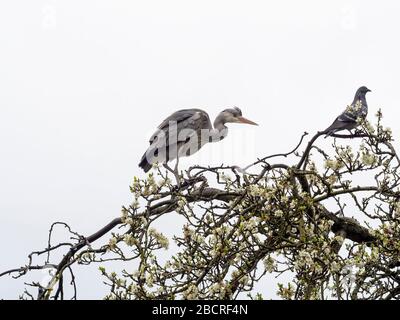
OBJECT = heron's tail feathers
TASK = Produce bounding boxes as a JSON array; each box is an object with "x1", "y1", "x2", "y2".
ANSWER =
[{"x1": 139, "y1": 153, "x2": 152, "y2": 173}]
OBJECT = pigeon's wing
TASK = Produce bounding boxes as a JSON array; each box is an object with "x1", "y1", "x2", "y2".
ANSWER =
[
  {"x1": 324, "y1": 93, "x2": 369, "y2": 137},
  {"x1": 336, "y1": 110, "x2": 357, "y2": 123},
  {"x1": 324, "y1": 110, "x2": 358, "y2": 134}
]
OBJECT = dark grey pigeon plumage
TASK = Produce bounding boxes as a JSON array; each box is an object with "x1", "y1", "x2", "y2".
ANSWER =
[{"x1": 324, "y1": 86, "x2": 371, "y2": 137}]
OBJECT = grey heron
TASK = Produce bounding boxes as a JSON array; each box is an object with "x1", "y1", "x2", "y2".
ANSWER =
[{"x1": 139, "y1": 107, "x2": 258, "y2": 173}]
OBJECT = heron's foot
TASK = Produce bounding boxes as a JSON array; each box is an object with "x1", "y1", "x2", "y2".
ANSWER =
[{"x1": 163, "y1": 164, "x2": 181, "y2": 188}]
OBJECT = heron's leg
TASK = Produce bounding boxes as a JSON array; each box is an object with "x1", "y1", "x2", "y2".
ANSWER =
[
  {"x1": 163, "y1": 162, "x2": 181, "y2": 188},
  {"x1": 163, "y1": 163, "x2": 175, "y2": 175},
  {"x1": 174, "y1": 154, "x2": 180, "y2": 175},
  {"x1": 174, "y1": 155, "x2": 181, "y2": 187}
]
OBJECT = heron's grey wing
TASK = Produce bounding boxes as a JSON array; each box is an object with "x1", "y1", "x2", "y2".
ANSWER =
[
  {"x1": 148, "y1": 109, "x2": 212, "y2": 162},
  {"x1": 142, "y1": 110, "x2": 196, "y2": 166},
  {"x1": 149, "y1": 109, "x2": 209, "y2": 144},
  {"x1": 169, "y1": 109, "x2": 212, "y2": 146},
  {"x1": 148, "y1": 110, "x2": 192, "y2": 145},
  {"x1": 142, "y1": 108, "x2": 211, "y2": 168},
  {"x1": 176, "y1": 111, "x2": 213, "y2": 157},
  {"x1": 158, "y1": 109, "x2": 200, "y2": 130}
]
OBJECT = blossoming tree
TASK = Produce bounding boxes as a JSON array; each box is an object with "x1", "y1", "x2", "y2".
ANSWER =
[{"x1": 1, "y1": 111, "x2": 400, "y2": 300}]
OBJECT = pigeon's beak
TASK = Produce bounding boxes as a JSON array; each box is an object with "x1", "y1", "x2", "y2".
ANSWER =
[
  {"x1": 237, "y1": 116, "x2": 258, "y2": 126},
  {"x1": 367, "y1": 89, "x2": 372, "y2": 92}
]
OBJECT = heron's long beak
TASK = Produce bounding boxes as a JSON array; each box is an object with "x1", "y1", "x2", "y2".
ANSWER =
[{"x1": 237, "y1": 116, "x2": 258, "y2": 126}]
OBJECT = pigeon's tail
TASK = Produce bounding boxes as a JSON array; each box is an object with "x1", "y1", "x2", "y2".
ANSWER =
[
  {"x1": 323, "y1": 128, "x2": 337, "y2": 138},
  {"x1": 323, "y1": 119, "x2": 344, "y2": 138},
  {"x1": 139, "y1": 153, "x2": 152, "y2": 173}
]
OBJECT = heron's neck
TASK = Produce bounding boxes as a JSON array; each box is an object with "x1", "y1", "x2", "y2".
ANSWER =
[{"x1": 210, "y1": 117, "x2": 228, "y2": 142}]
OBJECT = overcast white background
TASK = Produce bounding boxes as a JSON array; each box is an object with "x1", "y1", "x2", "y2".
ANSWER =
[{"x1": 1, "y1": 0, "x2": 400, "y2": 299}]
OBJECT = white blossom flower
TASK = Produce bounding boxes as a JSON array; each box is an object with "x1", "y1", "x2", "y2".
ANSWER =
[
  {"x1": 327, "y1": 174, "x2": 338, "y2": 185},
  {"x1": 361, "y1": 152, "x2": 376, "y2": 166},
  {"x1": 108, "y1": 237, "x2": 117, "y2": 250},
  {"x1": 177, "y1": 197, "x2": 187, "y2": 210},
  {"x1": 152, "y1": 162, "x2": 160, "y2": 169},
  {"x1": 384, "y1": 127, "x2": 392, "y2": 136},
  {"x1": 333, "y1": 235, "x2": 345, "y2": 244},
  {"x1": 248, "y1": 185, "x2": 266, "y2": 197},
  {"x1": 275, "y1": 210, "x2": 283, "y2": 218},
  {"x1": 330, "y1": 261, "x2": 341, "y2": 272},
  {"x1": 129, "y1": 284, "x2": 138, "y2": 294},
  {"x1": 131, "y1": 200, "x2": 140, "y2": 209},
  {"x1": 324, "y1": 159, "x2": 344, "y2": 171},
  {"x1": 323, "y1": 246, "x2": 331, "y2": 255},
  {"x1": 263, "y1": 256, "x2": 275, "y2": 273},
  {"x1": 149, "y1": 228, "x2": 169, "y2": 249},
  {"x1": 184, "y1": 284, "x2": 199, "y2": 300},
  {"x1": 146, "y1": 274, "x2": 154, "y2": 287},
  {"x1": 124, "y1": 234, "x2": 137, "y2": 246},
  {"x1": 121, "y1": 208, "x2": 129, "y2": 222},
  {"x1": 124, "y1": 217, "x2": 134, "y2": 226}
]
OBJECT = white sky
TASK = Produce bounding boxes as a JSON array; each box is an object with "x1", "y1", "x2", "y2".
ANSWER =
[{"x1": 1, "y1": 0, "x2": 400, "y2": 299}]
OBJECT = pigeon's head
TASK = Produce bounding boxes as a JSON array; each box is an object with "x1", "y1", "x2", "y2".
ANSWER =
[
  {"x1": 218, "y1": 107, "x2": 258, "y2": 125},
  {"x1": 357, "y1": 86, "x2": 372, "y2": 96}
]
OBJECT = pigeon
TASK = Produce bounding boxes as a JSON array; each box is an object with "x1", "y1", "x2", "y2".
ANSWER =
[{"x1": 324, "y1": 86, "x2": 371, "y2": 137}]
